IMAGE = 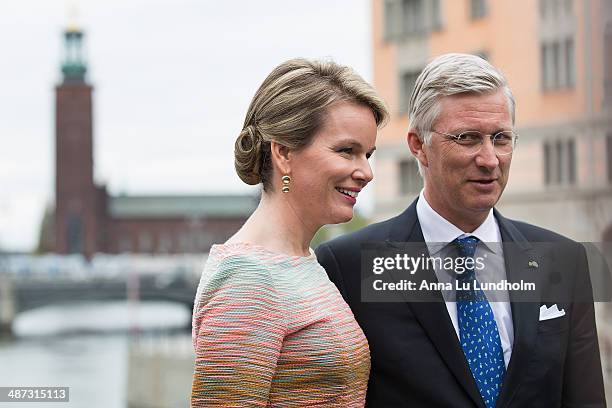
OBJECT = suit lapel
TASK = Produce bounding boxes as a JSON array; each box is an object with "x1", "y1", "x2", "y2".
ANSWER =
[
  {"x1": 493, "y1": 211, "x2": 542, "y2": 408},
  {"x1": 387, "y1": 199, "x2": 486, "y2": 408}
]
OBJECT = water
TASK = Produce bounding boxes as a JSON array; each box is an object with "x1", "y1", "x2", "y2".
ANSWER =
[{"x1": 0, "y1": 301, "x2": 192, "y2": 408}]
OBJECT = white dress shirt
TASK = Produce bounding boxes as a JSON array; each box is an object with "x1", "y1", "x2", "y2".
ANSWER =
[{"x1": 416, "y1": 190, "x2": 514, "y2": 368}]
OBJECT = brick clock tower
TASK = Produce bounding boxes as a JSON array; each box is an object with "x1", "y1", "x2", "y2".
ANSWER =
[
  {"x1": 48, "y1": 24, "x2": 254, "y2": 258},
  {"x1": 55, "y1": 25, "x2": 105, "y2": 259}
]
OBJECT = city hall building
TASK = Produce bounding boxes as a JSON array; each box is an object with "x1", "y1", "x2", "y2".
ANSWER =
[{"x1": 45, "y1": 25, "x2": 256, "y2": 259}]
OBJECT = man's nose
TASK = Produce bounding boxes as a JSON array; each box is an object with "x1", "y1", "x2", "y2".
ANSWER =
[{"x1": 474, "y1": 137, "x2": 499, "y2": 170}]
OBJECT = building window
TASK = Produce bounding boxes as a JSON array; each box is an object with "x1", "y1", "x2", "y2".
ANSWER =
[
  {"x1": 402, "y1": 0, "x2": 425, "y2": 35},
  {"x1": 565, "y1": 38, "x2": 575, "y2": 87},
  {"x1": 384, "y1": 0, "x2": 402, "y2": 41},
  {"x1": 178, "y1": 234, "x2": 193, "y2": 253},
  {"x1": 605, "y1": 23, "x2": 612, "y2": 106},
  {"x1": 195, "y1": 232, "x2": 213, "y2": 251},
  {"x1": 384, "y1": 0, "x2": 441, "y2": 41},
  {"x1": 539, "y1": 0, "x2": 547, "y2": 19},
  {"x1": 470, "y1": 0, "x2": 487, "y2": 19},
  {"x1": 431, "y1": 0, "x2": 442, "y2": 30},
  {"x1": 567, "y1": 139, "x2": 576, "y2": 183},
  {"x1": 544, "y1": 142, "x2": 552, "y2": 184},
  {"x1": 158, "y1": 233, "x2": 172, "y2": 253},
  {"x1": 607, "y1": 134, "x2": 612, "y2": 183},
  {"x1": 541, "y1": 43, "x2": 550, "y2": 90},
  {"x1": 119, "y1": 236, "x2": 131, "y2": 253},
  {"x1": 66, "y1": 214, "x2": 83, "y2": 254},
  {"x1": 539, "y1": 0, "x2": 575, "y2": 92},
  {"x1": 544, "y1": 139, "x2": 576, "y2": 186},
  {"x1": 549, "y1": 0, "x2": 558, "y2": 18},
  {"x1": 541, "y1": 0, "x2": 574, "y2": 21},
  {"x1": 399, "y1": 159, "x2": 423, "y2": 195},
  {"x1": 138, "y1": 232, "x2": 153, "y2": 253},
  {"x1": 399, "y1": 70, "x2": 420, "y2": 113},
  {"x1": 541, "y1": 37, "x2": 575, "y2": 91}
]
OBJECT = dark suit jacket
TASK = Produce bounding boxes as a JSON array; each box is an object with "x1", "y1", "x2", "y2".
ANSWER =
[{"x1": 315, "y1": 198, "x2": 606, "y2": 408}]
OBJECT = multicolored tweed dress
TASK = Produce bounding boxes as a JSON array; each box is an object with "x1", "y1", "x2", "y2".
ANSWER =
[{"x1": 191, "y1": 242, "x2": 370, "y2": 407}]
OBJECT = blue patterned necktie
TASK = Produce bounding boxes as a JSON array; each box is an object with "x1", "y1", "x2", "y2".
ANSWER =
[{"x1": 454, "y1": 236, "x2": 505, "y2": 408}]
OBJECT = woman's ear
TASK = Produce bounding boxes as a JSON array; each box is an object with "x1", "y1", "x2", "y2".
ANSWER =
[
  {"x1": 270, "y1": 141, "x2": 292, "y2": 175},
  {"x1": 407, "y1": 131, "x2": 428, "y2": 169}
]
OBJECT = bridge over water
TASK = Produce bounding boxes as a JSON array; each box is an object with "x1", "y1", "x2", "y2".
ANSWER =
[{"x1": 0, "y1": 254, "x2": 204, "y2": 336}]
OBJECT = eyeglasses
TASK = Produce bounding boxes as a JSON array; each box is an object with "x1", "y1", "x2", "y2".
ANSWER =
[{"x1": 428, "y1": 130, "x2": 518, "y2": 156}]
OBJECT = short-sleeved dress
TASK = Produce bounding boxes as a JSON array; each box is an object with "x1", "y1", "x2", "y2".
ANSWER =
[{"x1": 191, "y1": 242, "x2": 370, "y2": 407}]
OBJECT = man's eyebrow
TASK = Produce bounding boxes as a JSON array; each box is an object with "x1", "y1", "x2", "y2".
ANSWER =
[{"x1": 447, "y1": 128, "x2": 512, "y2": 134}]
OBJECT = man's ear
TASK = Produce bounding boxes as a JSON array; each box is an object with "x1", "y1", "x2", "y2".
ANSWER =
[
  {"x1": 270, "y1": 141, "x2": 292, "y2": 175},
  {"x1": 407, "y1": 131, "x2": 428, "y2": 169}
]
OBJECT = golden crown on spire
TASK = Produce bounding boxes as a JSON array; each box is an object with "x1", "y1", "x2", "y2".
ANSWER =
[{"x1": 66, "y1": 2, "x2": 80, "y2": 33}]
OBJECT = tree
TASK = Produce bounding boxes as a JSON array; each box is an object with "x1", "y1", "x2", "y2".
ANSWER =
[{"x1": 310, "y1": 211, "x2": 370, "y2": 249}]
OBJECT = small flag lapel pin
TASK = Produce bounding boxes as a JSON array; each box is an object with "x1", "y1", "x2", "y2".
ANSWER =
[{"x1": 528, "y1": 260, "x2": 539, "y2": 268}]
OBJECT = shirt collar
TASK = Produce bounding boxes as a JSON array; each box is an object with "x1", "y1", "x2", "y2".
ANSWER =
[{"x1": 416, "y1": 190, "x2": 502, "y2": 255}]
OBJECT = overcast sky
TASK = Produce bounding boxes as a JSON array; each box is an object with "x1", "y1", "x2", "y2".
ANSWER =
[{"x1": 0, "y1": 0, "x2": 375, "y2": 252}]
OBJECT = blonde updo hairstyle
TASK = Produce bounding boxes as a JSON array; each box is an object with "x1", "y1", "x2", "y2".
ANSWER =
[{"x1": 234, "y1": 58, "x2": 389, "y2": 192}]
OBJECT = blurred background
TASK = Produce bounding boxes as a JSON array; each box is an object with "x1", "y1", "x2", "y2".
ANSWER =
[{"x1": 0, "y1": 0, "x2": 610, "y2": 406}]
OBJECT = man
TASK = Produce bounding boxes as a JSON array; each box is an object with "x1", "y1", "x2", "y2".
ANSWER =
[{"x1": 316, "y1": 54, "x2": 606, "y2": 407}]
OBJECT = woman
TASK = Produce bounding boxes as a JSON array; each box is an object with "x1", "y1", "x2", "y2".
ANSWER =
[{"x1": 191, "y1": 58, "x2": 388, "y2": 407}]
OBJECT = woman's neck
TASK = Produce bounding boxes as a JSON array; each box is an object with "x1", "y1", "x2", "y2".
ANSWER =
[{"x1": 226, "y1": 192, "x2": 318, "y2": 257}]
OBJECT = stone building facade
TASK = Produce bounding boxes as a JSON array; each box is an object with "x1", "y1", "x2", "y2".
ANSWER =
[{"x1": 371, "y1": 0, "x2": 612, "y2": 396}]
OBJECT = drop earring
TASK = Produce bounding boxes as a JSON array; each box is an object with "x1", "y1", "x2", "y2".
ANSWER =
[{"x1": 281, "y1": 175, "x2": 291, "y2": 193}]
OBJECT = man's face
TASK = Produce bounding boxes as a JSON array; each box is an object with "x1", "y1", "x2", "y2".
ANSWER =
[{"x1": 420, "y1": 89, "x2": 513, "y2": 229}]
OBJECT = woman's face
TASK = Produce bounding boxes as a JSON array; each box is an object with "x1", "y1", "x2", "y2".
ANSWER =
[{"x1": 286, "y1": 102, "x2": 378, "y2": 226}]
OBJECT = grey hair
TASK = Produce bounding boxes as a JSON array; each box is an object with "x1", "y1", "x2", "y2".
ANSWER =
[
  {"x1": 234, "y1": 58, "x2": 389, "y2": 192},
  {"x1": 407, "y1": 53, "x2": 515, "y2": 175}
]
